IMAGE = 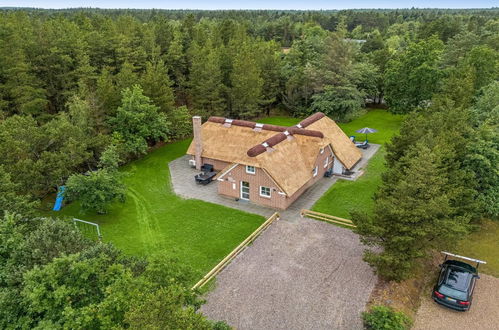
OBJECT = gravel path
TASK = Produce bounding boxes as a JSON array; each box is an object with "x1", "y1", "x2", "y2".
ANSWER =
[
  {"x1": 413, "y1": 274, "x2": 499, "y2": 330},
  {"x1": 201, "y1": 216, "x2": 377, "y2": 330}
]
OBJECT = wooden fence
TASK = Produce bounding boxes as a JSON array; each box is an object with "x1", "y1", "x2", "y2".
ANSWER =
[
  {"x1": 192, "y1": 212, "x2": 280, "y2": 290},
  {"x1": 300, "y1": 209, "x2": 356, "y2": 228}
]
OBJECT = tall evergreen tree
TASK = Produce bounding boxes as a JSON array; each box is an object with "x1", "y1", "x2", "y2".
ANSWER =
[
  {"x1": 257, "y1": 41, "x2": 281, "y2": 115},
  {"x1": 188, "y1": 41, "x2": 226, "y2": 117},
  {"x1": 354, "y1": 143, "x2": 472, "y2": 281},
  {"x1": 166, "y1": 29, "x2": 188, "y2": 104},
  {"x1": 141, "y1": 59, "x2": 175, "y2": 114},
  {"x1": 96, "y1": 67, "x2": 120, "y2": 116},
  {"x1": 229, "y1": 43, "x2": 263, "y2": 118}
]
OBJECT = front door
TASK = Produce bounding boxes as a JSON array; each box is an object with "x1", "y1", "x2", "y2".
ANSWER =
[{"x1": 240, "y1": 181, "x2": 250, "y2": 200}]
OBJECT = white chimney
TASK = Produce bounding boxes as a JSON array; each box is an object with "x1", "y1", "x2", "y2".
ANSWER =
[{"x1": 192, "y1": 116, "x2": 202, "y2": 170}]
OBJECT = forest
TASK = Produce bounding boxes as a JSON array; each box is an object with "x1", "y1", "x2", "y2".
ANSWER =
[{"x1": 0, "y1": 7, "x2": 498, "y2": 329}]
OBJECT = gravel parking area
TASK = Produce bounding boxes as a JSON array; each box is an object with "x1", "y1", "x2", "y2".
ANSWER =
[
  {"x1": 201, "y1": 216, "x2": 377, "y2": 330},
  {"x1": 413, "y1": 274, "x2": 499, "y2": 330}
]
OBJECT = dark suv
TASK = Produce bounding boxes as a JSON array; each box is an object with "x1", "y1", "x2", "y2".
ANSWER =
[{"x1": 432, "y1": 259, "x2": 479, "y2": 311}]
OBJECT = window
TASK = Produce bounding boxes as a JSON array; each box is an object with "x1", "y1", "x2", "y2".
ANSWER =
[
  {"x1": 313, "y1": 166, "x2": 318, "y2": 177},
  {"x1": 320, "y1": 148, "x2": 324, "y2": 154},
  {"x1": 324, "y1": 156, "x2": 329, "y2": 168},
  {"x1": 246, "y1": 165, "x2": 256, "y2": 174},
  {"x1": 260, "y1": 186, "x2": 271, "y2": 198}
]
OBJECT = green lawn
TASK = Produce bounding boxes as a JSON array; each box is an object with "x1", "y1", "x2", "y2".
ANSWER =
[
  {"x1": 259, "y1": 109, "x2": 403, "y2": 145},
  {"x1": 311, "y1": 109, "x2": 404, "y2": 218},
  {"x1": 312, "y1": 148, "x2": 386, "y2": 218},
  {"x1": 46, "y1": 139, "x2": 265, "y2": 277},
  {"x1": 456, "y1": 220, "x2": 499, "y2": 277},
  {"x1": 258, "y1": 116, "x2": 301, "y2": 127},
  {"x1": 46, "y1": 109, "x2": 402, "y2": 276}
]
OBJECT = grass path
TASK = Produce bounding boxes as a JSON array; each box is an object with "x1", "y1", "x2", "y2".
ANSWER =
[{"x1": 45, "y1": 139, "x2": 265, "y2": 276}]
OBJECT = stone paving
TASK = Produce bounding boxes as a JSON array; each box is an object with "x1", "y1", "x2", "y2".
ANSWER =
[{"x1": 168, "y1": 144, "x2": 380, "y2": 220}]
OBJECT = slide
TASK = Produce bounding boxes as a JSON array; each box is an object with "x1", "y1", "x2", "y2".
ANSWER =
[{"x1": 52, "y1": 186, "x2": 66, "y2": 211}]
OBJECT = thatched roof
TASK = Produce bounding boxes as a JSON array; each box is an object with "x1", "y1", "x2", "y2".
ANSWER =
[{"x1": 187, "y1": 113, "x2": 361, "y2": 196}]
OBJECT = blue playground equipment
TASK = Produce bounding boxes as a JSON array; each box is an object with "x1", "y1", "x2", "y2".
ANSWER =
[{"x1": 53, "y1": 186, "x2": 66, "y2": 211}]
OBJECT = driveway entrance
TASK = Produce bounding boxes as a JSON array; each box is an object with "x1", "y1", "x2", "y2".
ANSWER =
[{"x1": 200, "y1": 216, "x2": 377, "y2": 329}]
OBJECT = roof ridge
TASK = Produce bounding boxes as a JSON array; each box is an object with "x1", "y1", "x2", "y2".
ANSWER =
[
  {"x1": 246, "y1": 112, "x2": 327, "y2": 158},
  {"x1": 208, "y1": 116, "x2": 289, "y2": 133}
]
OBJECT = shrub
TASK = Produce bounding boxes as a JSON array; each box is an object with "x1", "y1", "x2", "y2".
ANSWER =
[
  {"x1": 66, "y1": 169, "x2": 126, "y2": 214},
  {"x1": 362, "y1": 306, "x2": 412, "y2": 330}
]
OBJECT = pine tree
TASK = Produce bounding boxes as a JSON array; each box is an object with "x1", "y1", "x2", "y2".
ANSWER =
[
  {"x1": 256, "y1": 41, "x2": 281, "y2": 115},
  {"x1": 166, "y1": 29, "x2": 187, "y2": 104},
  {"x1": 354, "y1": 143, "x2": 472, "y2": 281},
  {"x1": 188, "y1": 41, "x2": 226, "y2": 117},
  {"x1": 229, "y1": 43, "x2": 263, "y2": 118},
  {"x1": 115, "y1": 62, "x2": 138, "y2": 93},
  {"x1": 141, "y1": 59, "x2": 175, "y2": 114},
  {"x1": 96, "y1": 67, "x2": 120, "y2": 116}
]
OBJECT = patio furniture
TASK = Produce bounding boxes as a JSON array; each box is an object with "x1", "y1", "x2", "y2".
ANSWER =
[
  {"x1": 324, "y1": 167, "x2": 334, "y2": 177},
  {"x1": 355, "y1": 140, "x2": 369, "y2": 149},
  {"x1": 195, "y1": 163, "x2": 216, "y2": 185},
  {"x1": 342, "y1": 169, "x2": 354, "y2": 176},
  {"x1": 201, "y1": 164, "x2": 214, "y2": 173}
]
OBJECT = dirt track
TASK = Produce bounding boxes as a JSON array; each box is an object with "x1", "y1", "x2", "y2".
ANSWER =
[
  {"x1": 413, "y1": 274, "x2": 499, "y2": 330},
  {"x1": 201, "y1": 216, "x2": 377, "y2": 330}
]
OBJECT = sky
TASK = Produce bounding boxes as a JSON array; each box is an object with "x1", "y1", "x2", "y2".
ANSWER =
[{"x1": 2, "y1": 0, "x2": 497, "y2": 10}]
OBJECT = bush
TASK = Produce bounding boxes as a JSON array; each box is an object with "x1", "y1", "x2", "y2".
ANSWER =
[
  {"x1": 310, "y1": 85, "x2": 364, "y2": 121},
  {"x1": 66, "y1": 168, "x2": 126, "y2": 214},
  {"x1": 362, "y1": 306, "x2": 412, "y2": 330}
]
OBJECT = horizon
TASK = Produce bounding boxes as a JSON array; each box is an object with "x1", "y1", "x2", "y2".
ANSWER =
[
  {"x1": 2, "y1": 7, "x2": 499, "y2": 10},
  {"x1": 2, "y1": 1, "x2": 498, "y2": 10}
]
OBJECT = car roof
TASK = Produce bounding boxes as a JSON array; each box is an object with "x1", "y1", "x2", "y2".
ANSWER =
[{"x1": 444, "y1": 259, "x2": 477, "y2": 273}]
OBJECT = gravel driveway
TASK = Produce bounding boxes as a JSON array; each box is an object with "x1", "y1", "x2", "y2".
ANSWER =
[
  {"x1": 413, "y1": 274, "x2": 499, "y2": 330},
  {"x1": 201, "y1": 216, "x2": 377, "y2": 329}
]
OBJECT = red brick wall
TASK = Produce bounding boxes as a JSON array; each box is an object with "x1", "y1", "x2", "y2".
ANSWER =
[
  {"x1": 196, "y1": 156, "x2": 231, "y2": 171},
  {"x1": 217, "y1": 164, "x2": 288, "y2": 209},
  {"x1": 194, "y1": 144, "x2": 334, "y2": 210},
  {"x1": 283, "y1": 145, "x2": 334, "y2": 209}
]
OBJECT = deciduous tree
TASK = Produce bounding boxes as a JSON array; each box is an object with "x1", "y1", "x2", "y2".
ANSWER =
[{"x1": 109, "y1": 85, "x2": 169, "y2": 156}]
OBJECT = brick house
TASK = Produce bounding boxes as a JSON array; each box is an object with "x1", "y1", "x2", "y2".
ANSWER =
[{"x1": 186, "y1": 112, "x2": 362, "y2": 210}]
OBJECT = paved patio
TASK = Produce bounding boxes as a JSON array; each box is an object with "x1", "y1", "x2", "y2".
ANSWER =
[{"x1": 168, "y1": 144, "x2": 380, "y2": 220}]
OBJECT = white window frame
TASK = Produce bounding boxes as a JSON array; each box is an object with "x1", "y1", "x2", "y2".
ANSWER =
[
  {"x1": 246, "y1": 165, "x2": 256, "y2": 174},
  {"x1": 320, "y1": 148, "x2": 324, "y2": 154},
  {"x1": 259, "y1": 186, "x2": 271, "y2": 198},
  {"x1": 313, "y1": 166, "x2": 318, "y2": 177},
  {"x1": 324, "y1": 156, "x2": 329, "y2": 168}
]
